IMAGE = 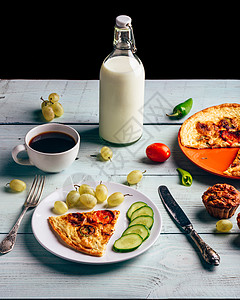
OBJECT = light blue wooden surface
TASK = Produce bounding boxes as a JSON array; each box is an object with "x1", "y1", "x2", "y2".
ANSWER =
[{"x1": 0, "y1": 80, "x2": 240, "y2": 299}]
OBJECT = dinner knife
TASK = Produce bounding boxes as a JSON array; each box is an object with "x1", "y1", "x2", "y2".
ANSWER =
[{"x1": 158, "y1": 185, "x2": 220, "y2": 266}]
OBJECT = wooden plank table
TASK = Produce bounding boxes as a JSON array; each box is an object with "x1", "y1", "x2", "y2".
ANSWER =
[{"x1": 0, "y1": 79, "x2": 240, "y2": 299}]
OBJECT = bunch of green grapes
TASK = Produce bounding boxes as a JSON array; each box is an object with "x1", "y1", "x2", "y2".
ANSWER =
[
  {"x1": 53, "y1": 182, "x2": 109, "y2": 214},
  {"x1": 41, "y1": 92, "x2": 64, "y2": 121}
]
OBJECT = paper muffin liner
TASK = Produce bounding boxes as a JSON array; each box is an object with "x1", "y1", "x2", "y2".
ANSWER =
[{"x1": 204, "y1": 204, "x2": 239, "y2": 219}]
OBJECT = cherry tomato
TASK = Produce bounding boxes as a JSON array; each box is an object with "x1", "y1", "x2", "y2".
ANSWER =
[{"x1": 146, "y1": 143, "x2": 171, "y2": 162}]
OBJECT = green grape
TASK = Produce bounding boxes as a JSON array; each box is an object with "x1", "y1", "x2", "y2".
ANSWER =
[
  {"x1": 107, "y1": 192, "x2": 125, "y2": 207},
  {"x1": 48, "y1": 93, "x2": 60, "y2": 103},
  {"x1": 78, "y1": 184, "x2": 95, "y2": 196},
  {"x1": 66, "y1": 190, "x2": 80, "y2": 208},
  {"x1": 42, "y1": 105, "x2": 55, "y2": 121},
  {"x1": 41, "y1": 100, "x2": 52, "y2": 109},
  {"x1": 9, "y1": 179, "x2": 26, "y2": 192},
  {"x1": 100, "y1": 146, "x2": 113, "y2": 161},
  {"x1": 79, "y1": 194, "x2": 97, "y2": 208},
  {"x1": 95, "y1": 183, "x2": 108, "y2": 203},
  {"x1": 54, "y1": 201, "x2": 68, "y2": 214},
  {"x1": 216, "y1": 219, "x2": 233, "y2": 232},
  {"x1": 52, "y1": 102, "x2": 64, "y2": 117},
  {"x1": 127, "y1": 170, "x2": 146, "y2": 185}
]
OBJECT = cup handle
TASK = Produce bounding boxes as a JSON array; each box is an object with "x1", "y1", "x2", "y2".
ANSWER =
[{"x1": 12, "y1": 144, "x2": 33, "y2": 166}]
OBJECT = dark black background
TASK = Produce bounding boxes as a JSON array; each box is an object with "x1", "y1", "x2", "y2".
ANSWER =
[{"x1": 1, "y1": 3, "x2": 239, "y2": 80}]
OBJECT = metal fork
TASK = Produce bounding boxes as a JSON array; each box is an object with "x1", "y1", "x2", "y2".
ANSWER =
[{"x1": 0, "y1": 175, "x2": 45, "y2": 254}]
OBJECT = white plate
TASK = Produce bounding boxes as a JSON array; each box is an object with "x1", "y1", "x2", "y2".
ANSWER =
[{"x1": 32, "y1": 181, "x2": 162, "y2": 264}]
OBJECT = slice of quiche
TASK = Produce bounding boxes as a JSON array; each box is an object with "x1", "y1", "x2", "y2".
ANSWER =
[
  {"x1": 180, "y1": 103, "x2": 240, "y2": 149},
  {"x1": 48, "y1": 210, "x2": 120, "y2": 257},
  {"x1": 223, "y1": 149, "x2": 240, "y2": 177}
]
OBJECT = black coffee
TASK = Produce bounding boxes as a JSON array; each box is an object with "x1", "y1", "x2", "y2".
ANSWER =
[{"x1": 29, "y1": 131, "x2": 76, "y2": 153}]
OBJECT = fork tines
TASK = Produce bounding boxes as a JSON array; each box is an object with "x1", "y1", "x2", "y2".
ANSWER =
[{"x1": 25, "y1": 175, "x2": 45, "y2": 207}]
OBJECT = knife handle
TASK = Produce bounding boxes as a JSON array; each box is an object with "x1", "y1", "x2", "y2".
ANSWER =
[{"x1": 186, "y1": 226, "x2": 220, "y2": 266}]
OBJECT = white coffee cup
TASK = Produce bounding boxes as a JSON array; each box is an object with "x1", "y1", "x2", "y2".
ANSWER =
[{"x1": 12, "y1": 123, "x2": 80, "y2": 173}]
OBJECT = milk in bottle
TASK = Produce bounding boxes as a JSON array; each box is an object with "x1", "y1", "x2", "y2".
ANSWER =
[{"x1": 99, "y1": 15, "x2": 145, "y2": 145}]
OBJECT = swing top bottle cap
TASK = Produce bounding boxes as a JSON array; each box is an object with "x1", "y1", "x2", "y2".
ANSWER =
[{"x1": 116, "y1": 15, "x2": 132, "y2": 28}]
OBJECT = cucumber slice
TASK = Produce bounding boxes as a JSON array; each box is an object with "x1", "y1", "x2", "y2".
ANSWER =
[
  {"x1": 122, "y1": 224, "x2": 150, "y2": 241},
  {"x1": 127, "y1": 201, "x2": 148, "y2": 220},
  {"x1": 113, "y1": 233, "x2": 143, "y2": 252},
  {"x1": 130, "y1": 206, "x2": 154, "y2": 222},
  {"x1": 129, "y1": 215, "x2": 154, "y2": 229}
]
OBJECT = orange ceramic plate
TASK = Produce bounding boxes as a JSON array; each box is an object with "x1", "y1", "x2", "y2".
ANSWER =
[{"x1": 178, "y1": 130, "x2": 240, "y2": 179}]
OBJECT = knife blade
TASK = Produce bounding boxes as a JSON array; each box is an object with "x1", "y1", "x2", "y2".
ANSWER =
[{"x1": 158, "y1": 185, "x2": 220, "y2": 266}]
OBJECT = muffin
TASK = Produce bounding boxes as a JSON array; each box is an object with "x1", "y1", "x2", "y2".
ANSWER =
[
  {"x1": 202, "y1": 183, "x2": 240, "y2": 219},
  {"x1": 237, "y1": 213, "x2": 240, "y2": 229}
]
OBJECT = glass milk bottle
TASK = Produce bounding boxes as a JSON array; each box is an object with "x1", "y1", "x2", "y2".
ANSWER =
[{"x1": 99, "y1": 15, "x2": 145, "y2": 145}]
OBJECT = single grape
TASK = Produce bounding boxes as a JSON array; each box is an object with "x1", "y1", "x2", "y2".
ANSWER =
[
  {"x1": 41, "y1": 100, "x2": 52, "y2": 109},
  {"x1": 78, "y1": 184, "x2": 95, "y2": 196},
  {"x1": 79, "y1": 194, "x2": 97, "y2": 208},
  {"x1": 66, "y1": 190, "x2": 80, "y2": 208},
  {"x1": 9, "y1": 179, "x2": 26, "y2": 192},
  {"x1": 42, "y1": 105, "x2": 55, "y2": 121},
  {"x1": 95, "y1": 183, "x2": 108, "y2": 203},
  {"x1": 52, "y1": 102, "x2": 64, "y2": 117},
  {"x1": 54, "y1": 201, "x2": 68, "y2": 214},
  {"x1": 100, "y1": 146, "x2": 113, "y2": 161},
  {"x1": 48, "y1": 93, "x2": 60, "y2": 103},
  {"x1": 107, "y1": 192, "x2": 125, "y2": 207},
  {"x1": 216, "y1": 219, "x2": 233, "y2": 233},
  {"x1": 127, "y1": 170, "x2": 146, "y2": 185}
]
